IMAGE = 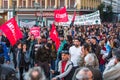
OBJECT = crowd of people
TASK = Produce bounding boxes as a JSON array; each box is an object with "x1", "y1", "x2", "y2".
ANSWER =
[{"x1": 0, "y1": 23, "x2": 120, "y2": 80}]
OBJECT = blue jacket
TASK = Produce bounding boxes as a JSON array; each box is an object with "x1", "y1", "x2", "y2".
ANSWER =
[{"x1": 0, "y1": 42, "x2": 10, "y2": 62}]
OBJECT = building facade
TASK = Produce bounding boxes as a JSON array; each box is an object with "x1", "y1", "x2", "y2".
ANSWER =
[
  {"x1": 101, "y1": 0, "x2": 120, "y2": 22},
  {"x1": 0, "y1": 0, "x2": 101, "y2": 26}
]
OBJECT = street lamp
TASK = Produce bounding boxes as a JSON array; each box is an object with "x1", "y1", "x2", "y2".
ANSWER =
[
  {"x1": 34, "y1": 2, "x2": 40, "y2": 26},
  {"x1": 34, "y1": 2, "x2": 43, "y2": 27},
  {"x1": 12, "y1": 0, "x2": 16, "y2": 17}
]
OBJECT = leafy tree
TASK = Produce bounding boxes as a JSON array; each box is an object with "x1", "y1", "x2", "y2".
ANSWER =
[{"x1": 97, "y1": 3, "x2": 113, "y2": 22}]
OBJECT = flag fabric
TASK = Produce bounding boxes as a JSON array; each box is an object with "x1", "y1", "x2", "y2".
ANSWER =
[
  {"x1": 70, "y1": 11, "x2": 76, "y2": 27},
  {"x1": 54, "y1": 7, "x2": 68, "y2": 22},
  {"x1": 0, "y1": 17, "x2": 23, "y2": 46},
  {"x1": 30, "y1": 27, "x2": 40, "y2": 38},
  {"x1": 50, "y1": 23, "x2": 60, "y2": 50}
]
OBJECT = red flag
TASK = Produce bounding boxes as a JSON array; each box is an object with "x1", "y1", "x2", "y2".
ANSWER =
[
  {"x1": 50, "y1": 23, "x2": 60, "y2": 50},
  {"x1": 54, "y1": 7, "x2": 68, "y2": 22},
  {"x1": 72, "y1": 11, "x2": 76, "y2": 22},
  {"x1": 0, "y1": 17, "x2": 23, "y2": 46},
  {"x1": 70, "y1": 11, "x2": 76, "y2": 27}
]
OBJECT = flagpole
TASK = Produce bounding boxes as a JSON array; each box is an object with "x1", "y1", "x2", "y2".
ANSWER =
[{"x1": 70, "y1": 3, "x2": 77, "y2": 27}]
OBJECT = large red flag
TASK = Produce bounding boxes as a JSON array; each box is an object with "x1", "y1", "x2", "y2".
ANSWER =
[
  {"x1": 0, "y1": 17, "x2": 23, "y2": 46},
  {"x1": 50, "y1": 23, "x2": 60, "y2": 50},
  {"x1": 54, "y1": 7, "x2": 68, "y2": 22}
]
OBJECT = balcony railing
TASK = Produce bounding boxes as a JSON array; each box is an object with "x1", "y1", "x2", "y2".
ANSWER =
[{"x1": 0, "y1": 6, "x2": 96, "y2": 12}]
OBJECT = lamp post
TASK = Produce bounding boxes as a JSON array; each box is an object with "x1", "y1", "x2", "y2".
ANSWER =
[
  {"x1": 13, "y1": 0, "x2": 16, "y2": 17},
  {"x1": 34, "y1": 2, "x2": 43, "y2": 27},
  {"x1": 34, "y1": 2, "x2": 40, "y2": 26}
]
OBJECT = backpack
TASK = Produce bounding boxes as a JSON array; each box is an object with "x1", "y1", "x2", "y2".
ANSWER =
[{"x1": 0, "y1": 44, "x2": 4, "y2": 54}]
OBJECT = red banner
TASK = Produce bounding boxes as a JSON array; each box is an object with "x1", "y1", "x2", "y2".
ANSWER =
[
  {"x1": 50, "y1": 23, "x2": 60, "y2": 50},
  {"x1": 0, "y1": 17, "x2": 23, "y2": 46},
  {"x1": 30, "y1": 27, "x2": 40, "y2": 38},
  {"x1": 54, "y1": 7, "x2": 68, "y2": 22}
]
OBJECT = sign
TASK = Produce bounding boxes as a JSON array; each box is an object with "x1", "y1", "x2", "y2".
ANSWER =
[
  {"x1": 57, "y1": 10, "x2": 101, "y2": 26},
  {"x1": 20, "y1": 20, "x2": 36, "y2": 28},
  {"x1": 54, "y1": 7, "x2": 68, "y2": 22},
  {"x1": 30, "y1": 27, "x2": 40, "y2": 38},
  {"x1": 36, "y1": 12, "x2": 54, "y2": 17}
]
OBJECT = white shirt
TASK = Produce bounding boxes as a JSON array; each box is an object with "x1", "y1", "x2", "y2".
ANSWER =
[{"x1": 69, "y1": 46, "x2": 82, "y2": 67}]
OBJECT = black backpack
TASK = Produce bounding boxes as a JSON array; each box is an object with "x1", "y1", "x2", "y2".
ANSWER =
[{"x1": 0, "y1": 44, "x2": 4, "y2": 54}]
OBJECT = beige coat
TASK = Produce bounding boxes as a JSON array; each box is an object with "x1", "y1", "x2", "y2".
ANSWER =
[
  {"x1": 103, "y1": 62, "x2": 120, "y2": 80},
  {"x1": 78, "y1": 53, "x2": 99, "y2": 69}
]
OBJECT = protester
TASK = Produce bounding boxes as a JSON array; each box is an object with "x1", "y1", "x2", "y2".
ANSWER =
[
  {"x1": 46, "y1": 38, "x2": 57, "y2": 72},
  {"x1": 79, "y1": 43, "x2": 99, "y2": 68},
  {"x1": 91, "y1": 37, "x2": 101, "y2": 60},
  {"x1": 69, "y1": 38, "x2": 82, "y2": 73},
  {"x1": 103, "y1": 49, "x2": 120, "y2": 80},
  {"x1": 24, "y1": 67, "x2": 46, "y2": 80},
  {"x1": 51, "y1": 50, "x2": 73, "y2": 80},
  {"x1": 13, "y1": 41, "x2": 22, "y2": 70},
  {"x1": 34, "y1": 37, "x2": 43, "y2": 55},
  {"x1": 75, "y1": 67, "x2": 93, "y2": 80},
  {"x1": 26, "y1": 34, "x2": 36, "y2": 67},
  {"x1": 19, "y1": 43, "x2": 30, "y2": 80},
  {"x1": 35, "y1": 43, "x2": 51, "y2": 79},
  {"x1": 73, "y1": 53, "x2": 102, "y2": 80},
  {"x1": 0, "y1": 58, "x2": 18, "y2": 80},
  {"x1": 1, "y1": 18, "x2": 120, "y2": 80}
]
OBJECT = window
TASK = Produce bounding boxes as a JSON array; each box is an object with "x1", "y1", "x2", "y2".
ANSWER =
[
  {"x1": 60, "y1": 0, "x2": 64, "y2": 8},
  {"x1": 28, "y1": 0, "x2": 31, "y2": 8},
  {"x1": 68, "y1": 0, "x2": 75, "y2": 8},
  {"x1": 32, "y1": 1, "x2": 35, "y2": 8},
  {"x1": 47, "y1": 0, "x2": 55, "y2": 8},
  {"x1": 23, "y1": 0, "x2": 26, "y2": 8},
  {"x1": 42, "y1": 0, "x2": 45, "y2": 8},
  {"x1": 19, "y1": 0, "x2": 22, "y2": 7},
  {"x1": 3, "y1": 0, "x2": 8, "y2": 8},
  {"x1": 51, "y1": 0, "x2": 55, "y2": 8}
]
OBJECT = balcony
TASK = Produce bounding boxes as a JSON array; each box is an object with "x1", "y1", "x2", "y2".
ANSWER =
[{"x1": 0, "y1": 6, "x2": 96, "y2": 12}]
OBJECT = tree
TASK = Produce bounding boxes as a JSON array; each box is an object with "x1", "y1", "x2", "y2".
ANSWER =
[
  {"x1": 97, "y1": 3, "x2": 105, "y2": 22},
  {"x1": 97, "y1": 3, "x2": 113, "y2": 22}
]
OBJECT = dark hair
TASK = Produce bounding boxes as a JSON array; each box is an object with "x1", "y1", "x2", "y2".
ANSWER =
[
  {"x1": 113, "y1": 39, "x2": 120, "y2": 48},
  {"x1": 91, "y1": 37, "x2": 97, "y2": 41},
  {"x1": 22, "y1": 42, "x2": 28, "y2": 50},
  {"x1": 74, "y1": 38, "x2": 81, "y2": 42},
  {"x1": 83, "y1": 43, "x2": 91, "y2": 52},
  {"x1": 115, "y1": 49, "x2": 120, "y2": 61},
  {"x1": 0, "y1": 56, "x2": 4, "y2": 64}
]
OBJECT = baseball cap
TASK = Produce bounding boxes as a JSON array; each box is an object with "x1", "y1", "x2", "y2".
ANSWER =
[{"x1": 61, "y1": 50, "x2": 69, "y2": 55}]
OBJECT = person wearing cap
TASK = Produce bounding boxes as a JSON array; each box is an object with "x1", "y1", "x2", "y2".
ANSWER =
[
  {"x1": 103, "y1": 49, "x2": 120, "y2": 80},
  {"x1": 51, "y1": 50, "x2": 73, "y2": 80}
]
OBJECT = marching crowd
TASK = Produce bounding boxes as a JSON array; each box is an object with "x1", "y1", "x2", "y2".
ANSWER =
[{"x1": 0, "y1": 23, "x2": 120, "y2": 80}]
